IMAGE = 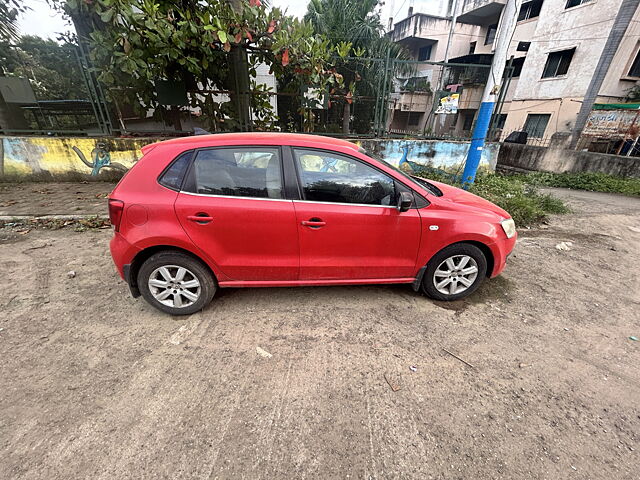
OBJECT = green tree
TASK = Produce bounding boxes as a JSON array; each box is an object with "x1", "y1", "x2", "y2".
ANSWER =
[
  {"x1": 0, "y1": 0, "x2": 28, "y2": 42},
  {"x1": 0, "y1": 35, "x2": 87, "y2": 100},
  {"x1": 304, "y1": 0, "x2": 409, "y2": 134},
  {"x1": 49, "y1": 0, "x2": 340, "y2": 132}
]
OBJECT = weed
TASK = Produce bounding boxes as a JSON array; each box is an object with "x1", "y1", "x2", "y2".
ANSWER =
[
  {"x1": 522, "y1": 172, "x2": 640, "y2": 196},
  {"x1": 416, "y1": 173, "x2": 570, "y2": 226}
]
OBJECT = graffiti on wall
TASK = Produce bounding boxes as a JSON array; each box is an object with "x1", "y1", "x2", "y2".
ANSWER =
[
  {"x1": 0, "y1": 137, "x2": 157, "y2": 177},
  {"x1": 1, "y1": 136, "x2": 499, "y2": 178},
  {"x1": 357, "y1": 139, "x2": 498, "y2": 176},
  {"x1": 72, "y1": 144, "x2": 128, "y2": 176}
]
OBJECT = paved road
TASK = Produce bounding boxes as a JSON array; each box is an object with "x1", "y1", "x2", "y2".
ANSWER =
[{"x1": 0, "y1": 188, "x2": 639, "y2": 479}]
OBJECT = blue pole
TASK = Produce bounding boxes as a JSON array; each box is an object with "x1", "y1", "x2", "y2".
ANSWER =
[
  {"x1": 460, "y1": 0, "x2": 522, "y2": 188},
  {"x1": 461, "y1": 100, "x2": 494, "y2": 188}
]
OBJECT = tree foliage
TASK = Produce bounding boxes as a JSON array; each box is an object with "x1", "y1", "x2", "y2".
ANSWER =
[
  {"x1": 0, "y1": 35, "x2": 87, "y2": 100},
  {"x1": 0, "y1": 0, "x2": 29, "y2": 43},
  {"x1": 304, "y1": 0, "x2": 409, "y2": 133},
  {"x1": 49, "y1": 0, "x2": 344, "y2": 131}
]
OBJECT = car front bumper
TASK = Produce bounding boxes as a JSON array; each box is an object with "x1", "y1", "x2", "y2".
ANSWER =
[{"x1": 489, "y1": 232, "x2": 518, "y2": 278}]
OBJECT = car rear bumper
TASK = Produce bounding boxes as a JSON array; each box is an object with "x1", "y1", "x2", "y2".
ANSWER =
[
  {"x1": 489, "y1": 232, "x2": 517, "y2": 277},
  {"x1": 109, "y1": 232, "x2": 140, "y2": 281}
]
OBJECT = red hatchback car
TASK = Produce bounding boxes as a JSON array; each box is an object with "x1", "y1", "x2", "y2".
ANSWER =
[{"x1": 109, "y1": 133, "x2": 517, "y2": 315}]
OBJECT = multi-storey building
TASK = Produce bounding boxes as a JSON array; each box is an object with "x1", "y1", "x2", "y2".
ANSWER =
[{"x1": 388, "y1": 0, "x2": 640, "y2": 144}]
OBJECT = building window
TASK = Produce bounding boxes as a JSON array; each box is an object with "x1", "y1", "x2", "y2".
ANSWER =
[
  {"x1": 565, "y1": 0, "x2": 592, "y2": 8},
  {"x1": 494, "y1": 113, "x2": 507, "y2": 130},
  {"x1": 469, "y1": 41, "x2": 476, "y2": 54},
  {"x1": 408, "y1": 112, "x2": 422, "y2": 126},
  {"x1": 628, "y1": 49, "x2": 640, "y2": 77},
  {"x1": 418, "y1": 45, "x2": 432, "y2": 61},
  {"x1": 462, "y1": 111, "x2": 475, "y2": 131},
  {"x1": 507, "y1": 57, "x2": 526, "y2": 78},
  {"x1": 517, "y1": 41, "x2": 531, "y2": 52},
  {"x1": 523, "y1": 114, "x2": 550, "y2": 138},
  {"x1": 518, "y1": 0, "x2": 543, "y2": 21},
  {"x1": 541, "y1": 48, "x2": 575, "y2": 78},
  {"x1": 485, "y1": 24, "x2": 498, "y2": 45}
]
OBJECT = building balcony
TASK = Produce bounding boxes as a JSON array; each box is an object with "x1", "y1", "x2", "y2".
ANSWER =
[
  {"x1": 389, "y1": 14, "x2": 450, "y2": 43},
  {"x1": 391, "y1": 91, "x2": 431, "y2": 112},
  {"x1": 458, "y1": 0, "x2": 505, "y2": 24}
]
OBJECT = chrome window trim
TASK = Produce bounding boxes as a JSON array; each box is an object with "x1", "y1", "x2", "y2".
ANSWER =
[
  {"x1": 179, "y1": 191, "x2": 398, "y2": 209},
  {"x1": 294, "y1": 199, "x2": 397, "y2": 209},
  {"x1": 179, "y1": 191, "x2": 292, "y2": 202}
]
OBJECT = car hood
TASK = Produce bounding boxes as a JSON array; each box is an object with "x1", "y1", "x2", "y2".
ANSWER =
[{"x1": 427, "y1": 180, "x2": 511, "y2": 219}]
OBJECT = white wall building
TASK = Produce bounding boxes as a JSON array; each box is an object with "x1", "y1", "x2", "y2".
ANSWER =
[{"x1": 389, "y1": 0, "x2": 640, "y2": 142}]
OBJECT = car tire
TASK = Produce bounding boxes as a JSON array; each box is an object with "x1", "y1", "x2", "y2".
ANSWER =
[
  {"x1": 138, "y1": 251, "x2": 216, "y2": 315},
  {"x1": 421, "y1": 243, "x2": 487, "y2": 301}
]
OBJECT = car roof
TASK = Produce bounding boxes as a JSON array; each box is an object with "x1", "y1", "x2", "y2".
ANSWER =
[{"x1": 151, "y1": 132, "x2": 360, "y2": 151}]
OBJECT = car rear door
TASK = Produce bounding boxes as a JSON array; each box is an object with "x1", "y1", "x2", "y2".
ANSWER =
[
  {"x1": 174, "y1": 146, "x2": 299, "y2": 281},
  {"x1": 291, "y1": 148, "x2": 422, "y2": 280}
]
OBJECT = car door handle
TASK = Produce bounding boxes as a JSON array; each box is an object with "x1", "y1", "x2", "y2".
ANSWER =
[
  {"x1": 187, "y1": 214, "x2": 213, "y2": 224},
  {"x1": 301, "y1": 218, "x2": 326, "y2": 228}
]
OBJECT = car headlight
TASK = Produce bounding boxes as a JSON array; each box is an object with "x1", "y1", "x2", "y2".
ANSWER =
[{"x1": 501, "y1": 218, "x2": 516, "y2": 239}]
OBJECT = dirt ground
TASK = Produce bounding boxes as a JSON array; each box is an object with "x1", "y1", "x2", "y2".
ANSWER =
[
  {"x1": 0, "y1": 186, "x2": 639, "y2": 479},
  {"x1": 0, "y1": 182, "x2": 111, "y2": 217}
]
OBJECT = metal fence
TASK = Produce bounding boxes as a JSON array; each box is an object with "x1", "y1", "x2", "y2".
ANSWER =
[{"x1": 1, "y1": 44, "x2": 512, "y2": 140}]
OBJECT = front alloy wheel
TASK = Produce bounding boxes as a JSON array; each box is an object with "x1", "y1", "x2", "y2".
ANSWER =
[
  {"x1": 433, "y1": 255, "x2": 479, "y2": 296},
  {"x1": 421, "y1": 243, "x2": 487, "y2": 301}
]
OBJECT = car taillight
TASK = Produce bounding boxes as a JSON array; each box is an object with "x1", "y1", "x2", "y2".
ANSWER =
[{"x1": 108, "y1": 199, "x2": 124, "y2": 231}]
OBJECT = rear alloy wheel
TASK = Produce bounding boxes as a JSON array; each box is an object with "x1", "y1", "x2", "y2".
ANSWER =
[
  {"x1": 421, "y1": 244, "x2": 487, "y2": 301},
  {"x1": 138, "y1": 252, "x2": 216, "y2": 315}
]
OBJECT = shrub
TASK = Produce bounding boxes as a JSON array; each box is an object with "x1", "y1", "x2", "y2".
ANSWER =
[
  {"x1": 416, "y1": 172, "x2": 570, "y2": 226},
  {"x1": 523, "y1": 172, "x2": 640, "y2": 196}
]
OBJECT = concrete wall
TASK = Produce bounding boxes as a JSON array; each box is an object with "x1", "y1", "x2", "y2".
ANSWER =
[
  {"x1": 497, "y1": 142, "x2": 640, "y2": 177},
  {"x1": 600, "y1": 8, "x2": 640, "y2": 97},
  {"x1": 357, "y1": 138, "x2": 499, "y2": 172},
  {"x1": 0, "y1": 135, "x2": 499, "y2": 179},
  {"x1": 0, "y1": 136, "x2": 158, "y2": 178},
  {"x1": 512, "y1": 0, "x2": 613, "y2": 101},
  {"x1": 502, "y1": 97, "x2": 582, "y2": 137}
]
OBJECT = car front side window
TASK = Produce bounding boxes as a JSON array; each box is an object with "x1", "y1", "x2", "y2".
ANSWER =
[{"x1": 294, "y1": 149, "x2": 396, "y2": 206}]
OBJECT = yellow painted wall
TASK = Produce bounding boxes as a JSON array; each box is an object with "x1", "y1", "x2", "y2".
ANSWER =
[{"x1": 0, "y1": 136, "x2": 161, "y2": 177}]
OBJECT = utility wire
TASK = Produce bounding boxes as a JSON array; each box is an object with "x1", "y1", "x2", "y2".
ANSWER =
[{"x1": 393, "y1": 0, "x2": 410, "y2": 19}]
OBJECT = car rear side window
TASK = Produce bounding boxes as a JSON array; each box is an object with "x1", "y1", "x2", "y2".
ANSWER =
[
  {"x1": 159, "y1": 151, "x2": 193, "y2": 191},
  {"x1": 188, "y1": 147, "x2": 283, "y2": 199},
  {"x1": 293, "y1": 149, "x2": 396, "y2": 206}
]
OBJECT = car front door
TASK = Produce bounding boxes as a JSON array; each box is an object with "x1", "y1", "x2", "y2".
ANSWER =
[
  {"x1": 291, "y1": 148, "x2": 422, "y2": 280},
  {"x1": 174, "y1": 146, "x2": 299, "y2": 281}
]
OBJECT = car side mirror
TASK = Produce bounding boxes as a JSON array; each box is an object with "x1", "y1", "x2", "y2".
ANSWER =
[{"x1": 397, "y1": 191, "x2": 413, "y2": 212}]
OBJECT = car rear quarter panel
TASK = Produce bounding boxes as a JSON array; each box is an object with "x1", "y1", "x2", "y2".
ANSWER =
[{"x1": 109, "y1": 143, "x2": 231, "y2": 281}]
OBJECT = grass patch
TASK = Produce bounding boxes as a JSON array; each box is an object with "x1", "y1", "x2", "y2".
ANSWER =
[
  {"x1": 521, "y1": 172, "x2": 640, "y2": 196},
  {"x1": 417, "y1": 171, "x2": 570, "y2": 226}
]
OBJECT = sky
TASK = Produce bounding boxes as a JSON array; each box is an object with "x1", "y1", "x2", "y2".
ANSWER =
[{"x1": 17, "y1": 0, "x2": 437, "y2": 41}]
